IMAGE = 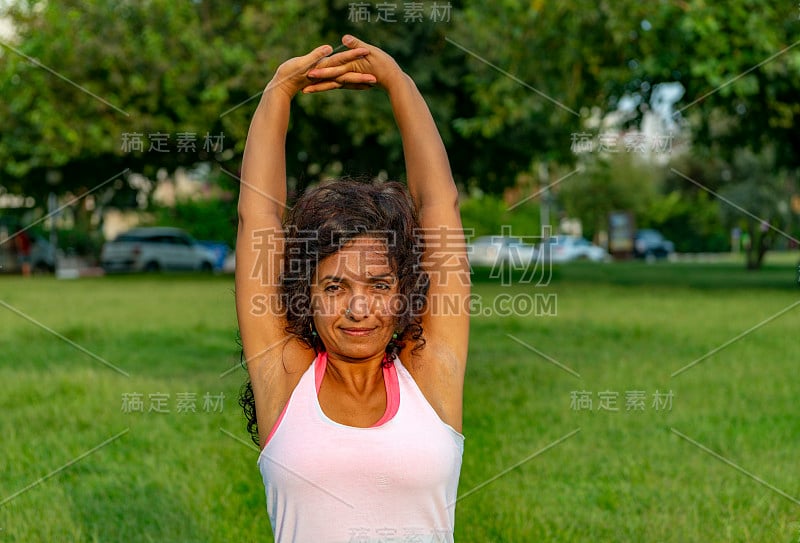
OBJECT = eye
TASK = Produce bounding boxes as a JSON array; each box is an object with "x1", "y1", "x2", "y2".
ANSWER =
[
  {"x1": 373, "y1": 282, "x2": 392, "y2": 291},
  {"x1": 324, "y1": 283, "x2": 342, "y2": 293}
]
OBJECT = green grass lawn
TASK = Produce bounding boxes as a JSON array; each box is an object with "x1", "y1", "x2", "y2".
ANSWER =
[{"x1": 1, "y1": 262, "x2": 798, "y2": 542}]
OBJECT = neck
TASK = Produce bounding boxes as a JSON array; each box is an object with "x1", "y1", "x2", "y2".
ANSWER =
[{"x1": 324, "y1": 352, "x2": 386, "y2": 395}]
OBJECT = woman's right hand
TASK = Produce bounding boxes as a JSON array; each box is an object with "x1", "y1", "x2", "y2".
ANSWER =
[
  {"x1": 306, "y1": 35, "x2": 406, "y2": 93},
  {"x1": 267, "y1": 43, "x2": 378, "y2": 99}
]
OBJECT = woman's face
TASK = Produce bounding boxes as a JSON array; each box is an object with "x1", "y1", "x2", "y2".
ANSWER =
[{"x1": 310, "y1": 236, "x2": 400, "y2": 362}]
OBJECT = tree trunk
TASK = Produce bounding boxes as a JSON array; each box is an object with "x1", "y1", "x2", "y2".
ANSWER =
[{"x1": 745, "y1": 227, "x2": 775, "y2": 270}]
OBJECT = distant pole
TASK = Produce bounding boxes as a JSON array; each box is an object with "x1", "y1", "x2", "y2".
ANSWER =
[
  {"x1": 48, "y1": 192, "x2": 58, "y2": 271},
  {"x1": 731, "y1": 227, "x2": 740, "y2": 254},
  {"x1": 538, "y1": 162, "x2": 550, "y2": 238}
]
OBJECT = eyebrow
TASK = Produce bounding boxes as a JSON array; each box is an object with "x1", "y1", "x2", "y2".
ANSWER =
[
  {"x1": 317, "y1": 272, "x2": 397, "y2": 283},
  {"x1": 366, "y1": 272, "x2": 397, "y2": 281}
]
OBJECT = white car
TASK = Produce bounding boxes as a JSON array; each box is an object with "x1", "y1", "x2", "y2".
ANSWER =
[
  {"x1": 539, "y1": 235, "x2": 609, "y2": 263},
  {"x1": 468, "y1": 235, "x2": 538, "y2": 267},
  {"x1": 101, "y1": 227, "x2": 217, "y2": 273}
]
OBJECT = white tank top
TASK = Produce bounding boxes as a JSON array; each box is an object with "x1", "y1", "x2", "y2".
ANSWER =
[{"x1": 257, "y1": 352, "x2": 464, "y2": 543}]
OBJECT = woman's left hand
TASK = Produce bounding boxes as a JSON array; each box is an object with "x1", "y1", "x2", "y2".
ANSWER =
[
  {"x1": 307, "y1": 35, "x2": 405, "y2": 93},
  {"x1": 265, "y1": 44, "x2": 377, "y2": 98},
  {"x1": 302, "y1": 46, "x2": 379, "y2": 94}
]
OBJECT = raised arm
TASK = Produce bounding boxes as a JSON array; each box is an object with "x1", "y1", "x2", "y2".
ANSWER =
[
  {"x1": 236, "y1": 44, "x2": 376, "y2": 365},
  {"x1": 308, "y1": 36, "x2": 470, "y2": 430},
  {"x1": 384, "y1": 67, "x2": 470, "y2": 368},
  {"x1": 236, "y1": 51, "x2": 313, "y2": 365}
]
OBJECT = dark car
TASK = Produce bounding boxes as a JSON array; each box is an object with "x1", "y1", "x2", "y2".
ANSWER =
[{"x1": 634, "y1": 229, "x2": 675, "y2": 259}]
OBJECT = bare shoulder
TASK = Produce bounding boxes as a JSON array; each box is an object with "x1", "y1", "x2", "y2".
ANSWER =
[{"x1": 401, "y1": 339, "x2": 465, "y2": 433}]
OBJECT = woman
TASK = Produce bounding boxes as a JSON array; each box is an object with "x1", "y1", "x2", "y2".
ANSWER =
[{"x1": 236, "y1": 35, "x2": 470, "y2": 542}]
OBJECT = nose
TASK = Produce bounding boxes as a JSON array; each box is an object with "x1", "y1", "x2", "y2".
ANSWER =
[{"x1": 346, "y1": 294, "x2": 369, "y2": 319}]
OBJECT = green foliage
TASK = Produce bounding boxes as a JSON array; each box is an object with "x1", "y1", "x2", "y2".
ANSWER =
[
  {"x1": 672, "y1": 2, "x2": 800, "y2": 167},
  {"x1": 558, "y1": 153, "x2": 661, "y2": 242},
  {"x1": 1, "y1": 1, "x2": 225, "y2": 192},
  {"x1": 1, "y1": 0, "x2": 799, "y2": 267},
  {"x1": 150, "y1": 196, "x2": 237, "y2": 248},
  {"x1": 459, "y1": 192, "x2": 542, "y2": 239},
  {"x1": 661, "y1": 147, "x2": 799, "y2": 264},
  {"x1": 148, "y1": 170, "x2": 238, "y2": 248},
  {"x1": 57, "y1": 227, "x2": 105, "y2": 260},
  {"x1": 644, "y1": 189, "x2": 729, "y2": 253}
]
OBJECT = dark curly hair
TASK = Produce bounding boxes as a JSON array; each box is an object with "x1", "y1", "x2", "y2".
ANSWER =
[{"x1": 240, "y1": 178, "x2": 430, "y2": 445}]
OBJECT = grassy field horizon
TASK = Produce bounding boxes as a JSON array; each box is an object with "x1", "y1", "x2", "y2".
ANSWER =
[{"x1": 1, "y1": 260, "x2": 798, "y2": 541}]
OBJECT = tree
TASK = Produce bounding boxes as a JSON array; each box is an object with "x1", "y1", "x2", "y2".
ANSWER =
[
  {"x1": 717, "y1": 148, "x2": 797, "y2": 269},
  {"x1": 2, "y1": 0, "x2": 798, "y2": 263},
  {"x1": 0, "y1": 0, "x2": 473, "y2": 201},
  {"x1": 1, "y1": 1, "x2": 235, "y2": 198}
]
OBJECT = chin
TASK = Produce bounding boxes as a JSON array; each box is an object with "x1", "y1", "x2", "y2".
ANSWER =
[{"x1": 334, "y1": 343, "x2": 387, "y2": 361}]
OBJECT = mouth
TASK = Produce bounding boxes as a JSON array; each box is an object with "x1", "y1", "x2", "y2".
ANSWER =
[{"x1": 340, "y1": 327, "x2": 377, "y2": 337}]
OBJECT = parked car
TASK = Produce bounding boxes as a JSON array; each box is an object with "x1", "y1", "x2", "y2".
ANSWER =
[
  {"x1": 468, "y1": 235, "x2": 538, "y2": 267},
  {"x1": 538, "y1": 235, "x2": 609, "y2": 263},
  {"x1": 101, "y1": 227, "x2": 217, "y2": 273},
  {"x1": 634, "y1": 229, "x2": 675, "y2": 259}
]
